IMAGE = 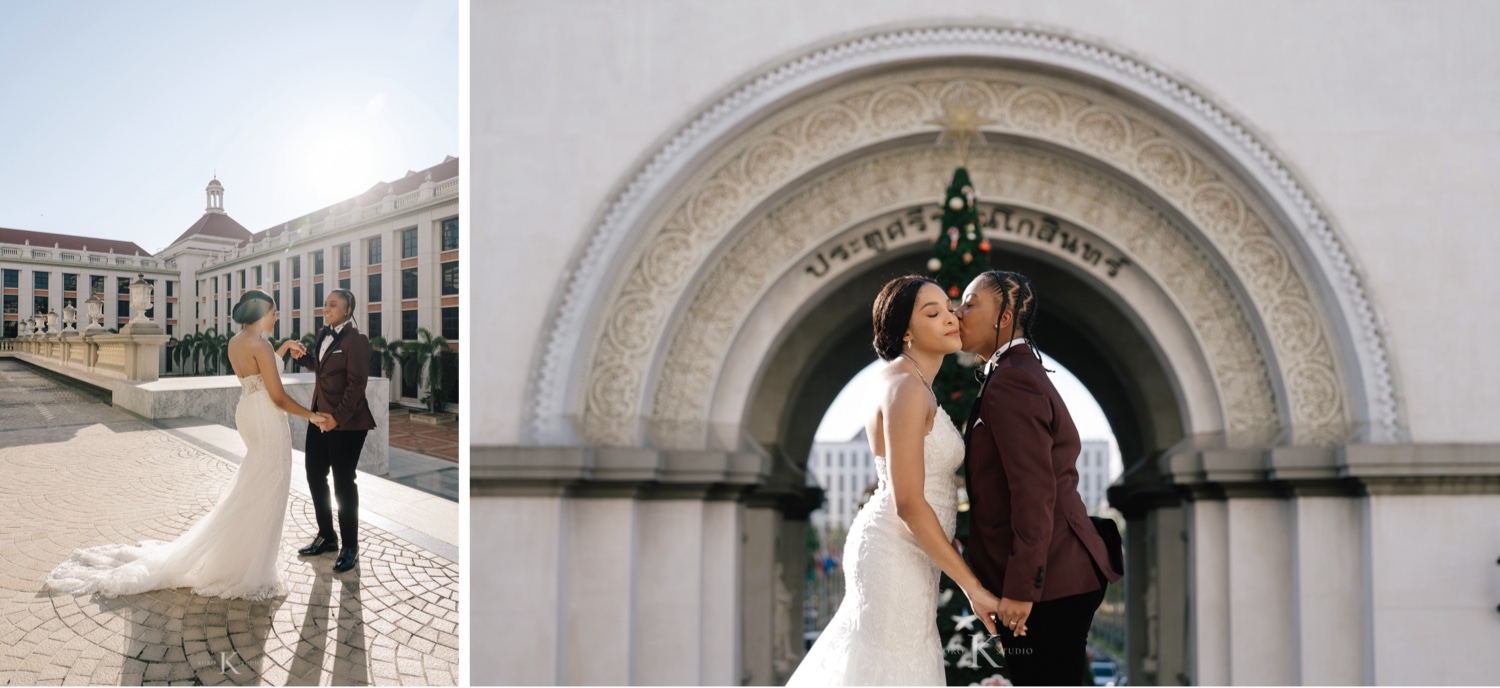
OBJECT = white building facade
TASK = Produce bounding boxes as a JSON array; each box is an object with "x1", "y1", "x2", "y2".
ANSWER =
[
  {"x1": 474, "y1": 4, "x2": 1500, "y2": 685},
  {"x1": 1077, "y1": 439, "x2": 1110, "y2": 515},
  {"x1": 806, "y1": 429, "x2": 877, "y2": 532},
  {"x1": 1, "y1": 157, "x2": 460, "y2": 407}
]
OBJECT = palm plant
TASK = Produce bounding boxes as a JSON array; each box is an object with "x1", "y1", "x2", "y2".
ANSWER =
[
  {"x1": 171, "y1": 332, "x2": 198, "y2": 375},
  {"x1": 395, "y1": 327, "x2": 452, "y2": 414},
  {"x1": 369, "y1": 335, "x2": 400, "y2": 382}
]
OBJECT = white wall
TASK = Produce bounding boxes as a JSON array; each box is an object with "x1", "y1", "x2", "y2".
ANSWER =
[{"x1": 476, "y1": 0, "x2": 1500, "y2": 446}]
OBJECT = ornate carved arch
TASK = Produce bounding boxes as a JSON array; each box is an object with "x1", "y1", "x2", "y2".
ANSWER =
[{"x1": 525, "y1": 24, "x2": 1400, "y2": 449}]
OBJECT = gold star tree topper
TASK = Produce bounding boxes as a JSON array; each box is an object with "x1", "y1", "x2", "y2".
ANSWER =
[{"x1": 927, "y1": 91, "x2": 997, "y2": 164}]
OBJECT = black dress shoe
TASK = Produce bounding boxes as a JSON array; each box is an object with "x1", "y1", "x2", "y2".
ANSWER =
[
  {"x1": 298, "y1": 536, "x2": 339, "y2": 556},
  {"x1": 333, "y1": 546, "x2": 358, "y2": 572}
]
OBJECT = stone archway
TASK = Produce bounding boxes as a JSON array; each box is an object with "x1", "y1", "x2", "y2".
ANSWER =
[{"x1": 484, "y1": 22, "x2": 1406, "y2": 686}]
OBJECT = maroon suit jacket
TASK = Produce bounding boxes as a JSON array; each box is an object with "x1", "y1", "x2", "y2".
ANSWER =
[
  {"x1": 963, "y1": 343, "x2": 1122, "y2": 602},
  {"x1": 293, "y1": 324, "x2": 376, "y2": 431}
]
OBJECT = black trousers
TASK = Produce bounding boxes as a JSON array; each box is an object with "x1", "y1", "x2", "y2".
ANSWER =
[
  {"x1": 304, "y1": 423, "x2": 368, "y2": 549},
  {"x1": 997, "y1": 562, "x2": 1109, "y2": 686}
]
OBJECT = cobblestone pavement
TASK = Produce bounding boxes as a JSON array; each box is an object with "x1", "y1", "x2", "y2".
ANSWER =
[{"x1": 0, "y1": 360, "x2": 458, "y2": 686}]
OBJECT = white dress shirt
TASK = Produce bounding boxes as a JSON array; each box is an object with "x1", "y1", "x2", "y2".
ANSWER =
[
  {"x1": 983, "y1": 337, "x2": 1029, "y2": 376},
  {"x1": 319, "y1": 320, "x2": 349, "y2": 360}
]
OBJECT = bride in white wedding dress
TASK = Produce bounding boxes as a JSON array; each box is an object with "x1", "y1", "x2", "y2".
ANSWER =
[
  {"x1": 45, "y1": 289, "x2": 332, "y2": 601},
  {"x1": 788, "y1": 277, "x2": 1006, "y2": 686}
]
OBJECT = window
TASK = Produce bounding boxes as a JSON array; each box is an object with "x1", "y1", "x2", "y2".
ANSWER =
[
  {"x1": 63, "y1": 273, "x2": 77, "y2": 292},
  {"x1": 2, "y1": 321, "x2": 14, "y2": 339},
  {"x1": 273, "y1": 290, "x2": 281, "y2": 312},
  {"x1": 441, "y1": 261, "x2": 458, "y2": 296},
  {"x1": 367, "y1": 273, "x2": 382, "y2": 303},
  {"x1": 338, "y1": 244, "x2": 351, "y2": 270},
  {"x1": 2, "y1": 269, "x2": 15, "y2": 289},
  {"x1": 368, "y1": 237, "x2": 382, "y2": 265},
  {"x1": 3, "y1": 294, "x2": 16, "y2": 314},
  {"x1": 367, "y1": 312, "x2": 382, "y2": 340},
  {"x1": 292, "y1": 286, "x2": 301, "y2": 310},
  {"x1": 117, "y1": 277, "x2": 130, "y2": 295},
  {"x1": 165, "y1": 280, "x2": 173, "y2": 297},
  {"x1": 441, "y1": 217, "x2": 458, "y2": 251},
  {"x1": 401, "y1": 227, "x2": 418, "y2": 258},
  {"x1": 238, "y1": 270, "x2": 245, "y2": 289},
  {"x1": 339, "y1": 278, "x2": 350, "y2": 290},
  {"x1": 212, "y1": 276, "x2": 218, "y2": 294},
  {"x1": 313, "y1": 251, "x2": 324, "y2": 276},
  {"x1": 166, "y1": 302, "x2": 174, "y2": 319},
  {"x1": 314, "y1": 316, "x2": 324, "y2": 332},
  {"x1": 401, "y1": 268, "x2": 418, "y2": 299},
  {"x1": 116, "y1": 299, "x2": 128, "y2": 318},
  {"x1": 291, "y1": 256, "x2": 301, "y2": 279},
  {"x1": 314, "y1": 283, "x2": 324, "y2": 308},
  {"x1": 253, "y1": 266, "x2": 262, "y2": 286},
  {"x1": 271, "y1": 262, "x2": 280, "y2": 282},
  {"x1": 292, "y1": 319, "x2": 300, "y2": 339},
  {"x1": 91, "y1": 275, "x2": 105, "y2": 297},
  {"x1": 274, "y1": 320, "x2": 281, "y2": 339},
  {"x1": 34, "y1": 271, "x2": 48, "y2": 290},
  {"x1": 441, "y1": 306, "x2": 458, "y2": 340},
  {"x1": 401, "y1": 310, "x2": 417, "y2": 340},
  {"x1": 214, "y1": 301, "x2": 218, "y2": 319}
]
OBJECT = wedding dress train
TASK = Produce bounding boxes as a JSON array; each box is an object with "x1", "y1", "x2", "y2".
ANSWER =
[{"x1": 45, "y1": 373, "x2": 292, "y2": 601}]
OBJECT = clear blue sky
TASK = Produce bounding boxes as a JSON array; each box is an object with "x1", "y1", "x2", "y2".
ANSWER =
[{"x1": 0, "y1": 1, "x2": 458, "y2": 254}]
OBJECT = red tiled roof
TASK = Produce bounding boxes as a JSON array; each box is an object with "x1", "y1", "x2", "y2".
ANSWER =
[
  {"x1": 0, "y1": 227, "x2": 151, "y2": 256},
  {"x1": 240, "y1": 156, "x2": 458, "y2": 247},
  {"x1": 168, "y1": 212, "x2": 251, "y2": 248}
]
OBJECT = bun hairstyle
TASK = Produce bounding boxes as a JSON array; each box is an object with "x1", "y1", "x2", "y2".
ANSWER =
[
  {"x1": 872, "y1": 275, "x2": 938, "y2": 361},
  {"x1": 232, "y1": 288, "x2": 276, "y2": 325}
]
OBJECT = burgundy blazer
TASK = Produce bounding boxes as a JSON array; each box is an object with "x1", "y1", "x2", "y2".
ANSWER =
[
  {"x1": 963, "y1": 343, "x2": 1122, "y2": 603},
  {"x1": 292, "y1": 324, "x2": 376, "y2": 432}
]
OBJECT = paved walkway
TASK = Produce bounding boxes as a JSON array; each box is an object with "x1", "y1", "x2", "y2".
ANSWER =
[
  {"x1": 0, "y1": 359, "x2": 458, "y2": 686},
  {"x1": 388, "y1": 415, "x2": 459, "y2": 464}
]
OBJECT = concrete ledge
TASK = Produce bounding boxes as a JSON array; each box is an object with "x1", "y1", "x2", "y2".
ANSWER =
[
  {"x1": 1, "y1": 352, "x2": 391, "y2": 476},
  {"x1": 123, "y1": 373, "x2": 391, "y2": 476}
]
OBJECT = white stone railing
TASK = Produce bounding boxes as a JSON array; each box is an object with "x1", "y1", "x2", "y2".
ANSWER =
[
  {"x1": 2, "y1": 325, "x2": 169, "y2": 382},
  {"x1": 203, "y1": 175, "x2": 459, "y2": 269},
  {"x1": 0, "y1": 243, "x2": 161, "y2": 269}
]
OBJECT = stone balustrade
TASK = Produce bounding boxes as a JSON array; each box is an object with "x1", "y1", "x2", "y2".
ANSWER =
[{"x1": 2, "y1": 324, "x2": 169, "y2": 382}]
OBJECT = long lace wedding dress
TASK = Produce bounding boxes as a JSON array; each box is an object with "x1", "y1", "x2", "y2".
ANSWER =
[
  {"x1": 45, "y1": 373, "x2": 292, "y2": 601},
  {"x1": 788, "y1": 406, "x2": 966, "y2": 686}
]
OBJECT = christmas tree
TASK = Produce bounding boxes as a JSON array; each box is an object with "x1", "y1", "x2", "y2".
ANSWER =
[
  {"x1": 927, "y1": 167, "x2": 1012, "y2": 686},
  {"x1": 926, "y1": 167, "x2": 990, "y2": 426}
]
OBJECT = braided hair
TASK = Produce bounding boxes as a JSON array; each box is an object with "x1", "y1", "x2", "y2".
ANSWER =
[
  {"x1": 976, "y1": 270, "x2": 1052, "y2": 374},
  {"x1": 328, "y1": 288, "x2": 359, "y2": 330}
]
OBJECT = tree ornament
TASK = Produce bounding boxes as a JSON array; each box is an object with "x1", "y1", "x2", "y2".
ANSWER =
[
  {"x1": 962, "y1": 252, "x2": 973, "y2": 264},
  {"x1": 927, "y1": 257, "x2": 942, "y2": 272},
  {"x1": 967, "y1": 232, "x2": 976, "y2": 241},
  {"x1": 947, "y1": 227, "x2": 960, "y2": 251},
  {"x1": 948, "y1": 285, "x2": 960, "y2": 298},
  {"x1": 948, "y1": 196, "x2": 964, "y2": 211},
  {"x1": 979, "y1": 240, "x2": 992, "y2": 252}
]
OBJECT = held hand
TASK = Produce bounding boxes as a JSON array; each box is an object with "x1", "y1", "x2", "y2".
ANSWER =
[
  {"x1": 319, "y1": 414, "x2": 338, "y2": 432},
  {"x1": 964, "y1": 585, "x2": 1003, "y2": 636},
  {"x1": 995, "y1": 597, "x2": 1034, "y2": 637}
]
